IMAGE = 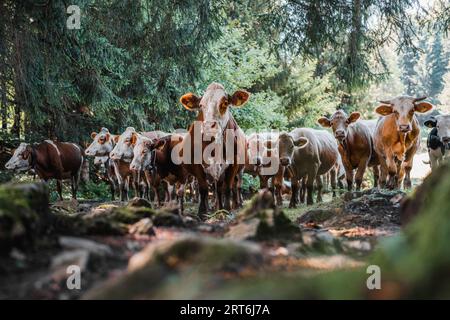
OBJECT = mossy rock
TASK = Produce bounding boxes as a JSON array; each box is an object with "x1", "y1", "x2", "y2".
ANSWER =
[
  {"x1": 0, "y1": 183, "x2": 50, "y2": 253},
  {"x1": 84, "y1": 236, "x2": 263, "y2": 299}
]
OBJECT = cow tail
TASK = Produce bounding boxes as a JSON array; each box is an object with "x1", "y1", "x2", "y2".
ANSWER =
[{"x1": 80, "y1": 154, "x2": 90, "y2": 184}]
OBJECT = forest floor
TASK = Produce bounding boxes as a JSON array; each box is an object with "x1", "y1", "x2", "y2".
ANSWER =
[{"x1": 0, "y1": 185, "x2": 407, "y2": 299}]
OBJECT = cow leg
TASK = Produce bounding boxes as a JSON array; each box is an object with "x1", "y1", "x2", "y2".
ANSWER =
[
  {"x1": 56, "y1": 180, "x2": 63, "y2": 201},
  {"x1": 197, "y1": 176, "x2": 209, "y2": 218},
  {"x1": 176, "y1": 182, "x2": 185, "y2": 215},
  {"x1": 214, "y1": 181, "x2": 223, "y2": 210},
  {"x1": 385, "y1": 154, "x2": 398, "y2": 190},
  {"x1": 306, "y1": 170, "x2": 317, "y2": 205},
  {"x1": 224, "y1": 166, "x2": 240, "y2": 211},
  {"x1": 299, "y1": 178, "x2": 306, "y2": 204},
  {"x1": 70, "y1": 175, "x2": 78, "y2": 199},
  {"x1": 289, "y1": 179, "x2": 299, "y2": 208},
  {"x1": 355, "y1": 158, "x2": 369, "y2": 191},
  {"x1": 330, "y1": 168, "x2": 337, "y2": 198},
  {"x1": 273, "y1": 169, "x2": 284, "y2": 206},
  {"x1": 345, "y1": 168, "x2": 354, "y2": 191},
  {"x1": 315, "y1": 175, "x2": 323, "y2": 203},
  {"x1": 372, "y1": 165, "x2": 380, "y2": 189},
  {"x1": 109, "y1": 177, "x2": 116, "y2": 201}
]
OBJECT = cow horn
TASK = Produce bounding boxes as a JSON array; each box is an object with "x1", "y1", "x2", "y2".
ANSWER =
[
  {"x1": 413, "y1": 96, "x2": 427, "y2": 103},
  {"x1": 379, "y1": 100, "x2": 392, "y2": 105}
]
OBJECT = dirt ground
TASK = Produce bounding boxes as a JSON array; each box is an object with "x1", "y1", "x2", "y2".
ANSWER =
[{"x1": 0, "y1": 185, "x2": 408, "y2": 300}]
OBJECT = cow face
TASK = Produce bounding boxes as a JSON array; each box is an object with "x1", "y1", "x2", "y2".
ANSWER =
[
  {"x1": 180, "y1": 82, "x2": 250, "y2": 140},
  {"x1": 5, "y1": 143, "x2": 32, "y2": 171},
  {"x1": 277, "y1": 133, "x2": 309, "y2": 167},
  {"x1": 375, "y1": 96, "x2": 433, "y2": 133},
  {"x1": 130, "y1": 137, "x2": 153, "y2": 171},
  {"x1": 85, "y1": 128, "x2": 115, "y2": 157},
  {"x1": 94, "y1": 156, "x2": 108, "y2": 166},
  {"x1": 247, "y1": 133, "x2": 277, "y2": 166},
  {"x1": 318, "y1": 110, "x2": 360, "y2": 142},
  {"x1": 425, "y1": 115, "x2": 450, "y2": 147},
  {"x1": 110, "y1": 127, "x2": 138, "y2": 161}
]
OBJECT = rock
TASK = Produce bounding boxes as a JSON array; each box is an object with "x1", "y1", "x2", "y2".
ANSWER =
[
  {"x1": 0, "y1": 182, "x2": 50, "y2": 253},
  {"x1": 152, "y1": 211, "x2": 184, "y2": 227},
  {"x1": 129, "y1": 218, "x2": 155, "y2": 235},
  {"x1": 52, "y1": 199, "x2": 79, "y2": 213},
  {"x1": 83, "y1": 236, "x2": 263, "y2": 299},
  {"x1": 226, "y1": 190, "x2": 300, "y2": 241},
  {"x1": 109, "y1": 206, "x2": 156, "y2": 224},
  {"x1": 58, "y1": 236, "x2": 113, "y2": 256},
  {"x1": 297, "y1": 209, "x2": 337, "y2": 224},
  {"x1": 127, "y1": 197, "x2": 152, "y2": 208},
  {"x1": 50, "y1": 249, "x2": 90, "y2": 272}
]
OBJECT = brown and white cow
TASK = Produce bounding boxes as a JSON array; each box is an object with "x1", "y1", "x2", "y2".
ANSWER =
[
  {"x1": 277, "y1": 128, "x2": 341, "y2": 206},
  {"x1": 245, "y1": 132, "x2": 284, "y2": 205},
  {"x1": 85, "y1": 128, "x2": 118, "y2": 200},
  {"x1": 179, "y1": 82, "x2": 249, "y2": 217},
  {"x1": 374, "y1": 96, "x2": 433, "y2": 189},
  {"x1": 110, "y1": 127, "x2": 168, "y2": 201},
  {"x1": 318, "y1": 110, "x2": 380, "y2": 190},
  {"x1": 130, "y1": 134, "x2": 189, "y2": 213},
  {"x1": 5, "y1": 140, "x2": 85, "y2": 200}
]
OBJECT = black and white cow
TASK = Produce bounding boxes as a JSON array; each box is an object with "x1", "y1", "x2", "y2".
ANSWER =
[{"x1": 424, "y1": 115, "x2": 450, "y2": 170}]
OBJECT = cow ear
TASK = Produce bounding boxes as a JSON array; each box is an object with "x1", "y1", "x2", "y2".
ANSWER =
[
  {"x1": 375, "y1": 105, "x2": 393, "y2": 116},
  {"x1": 347, "y1": 112, "x2": 360, "y2": 124},
  {"x1": 91, "y1": 132, "x2": 97, "y2": 139},
  {"x1": 415, "y1": 101, "x2": 433, "y2": 113},
  {"x1": 104, "y1": 133, "x2": 110, "y2": 141},
  {"x1": 424, "y1": 119, "x2": 437, "y2": 128},
  {"x1": 153, "y1": 139, "x2": 166, "y2": 150},
  {"x1": 318, "y1": 117, "x2": 331, "y2": 127},
  {"x1": 180, "y1": 93, "x2": 201, "y2": 111},
  {"x1": 294, "y1": 137, "x2": 309, "y2": 148},
  {"x1": 113, "y1": 135, "x2": 120, "y2": 143},
  {"x1": 230, "y1": 90, "x2": 250, "y2": 107},
  {"x1": 130, "y1": 133, "x2": 138, "y2": 146}
]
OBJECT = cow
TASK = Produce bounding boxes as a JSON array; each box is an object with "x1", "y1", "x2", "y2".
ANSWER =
[
  {"x1": 318, "y1": 110, "x2": 380, "y2": 190},
  {"x1": 5, "y1": 140, "x2": 86, "y2": 200},
  {"x1": 85, "y1": 128, "x2": 118, "y2": 200},
  {"x1": 93, "y1": 156, "x2": 118, "y2": 200},
  {"x1": 277, "y1": 128, "x2": 342, "y2": 206},
  {"x1": 423, "y1": 115, "x2": 450, "y2": 170},
  {"x1": 110, "y1": 127, "x2": 168, "y2": 201},
  {"x1": 179, "y1": 82, "x2": 249, "y2": 217},
  {"x1": 245, "y1": 132, "x2": 284, "y2": 205},
  {"x1": 373, "y1": 96, "x2": 433, "y2": 189},
  {"x1": 130, "y1": 134, "x2": 189, "y2": 213}
]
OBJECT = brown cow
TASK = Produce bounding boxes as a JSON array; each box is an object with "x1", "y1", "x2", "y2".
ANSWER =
[
  {"x1": 318, "y1": 110, "x2": 379, "y2": 190},
  {"x1": 110, "y1": 127, "x2": 168, "y2": 201},
  {"x1": 130, "y1": 134, "x2": 189, "y2": 213},
  {"x1": 374, "y1": 96, "x2": 433, "y2": 189},
  {"x1": 245, "y1": 132, "x2": 284, "y2": 205},
  {"x1": 277, "y1": 128, "x2": 341, "y2": 206},
  {"x1": 5, "y1": 140, "x2": 85, "y2": 200},
  {"x1": 179, "y1": 82, "x2": 249, "y2": 217}
]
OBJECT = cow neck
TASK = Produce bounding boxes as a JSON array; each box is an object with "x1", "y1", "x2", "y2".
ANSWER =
[
  {"x1": 30, "y1": 143, "x2": 52, "y2": 179},
  {"x1": 339, "y1": 134, "x2": 352, "y2": 162}
]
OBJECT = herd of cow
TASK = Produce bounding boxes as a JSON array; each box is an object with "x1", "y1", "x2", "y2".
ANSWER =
[{"x1": 4, "y1": 82, "x2": 440, "y2": 218}]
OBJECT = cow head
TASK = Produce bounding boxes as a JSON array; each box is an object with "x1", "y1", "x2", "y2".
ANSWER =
[
  {"x1": 85, "y1": 127, "x2": 116, "y2": 157},
  {"x1": 425, "y1": 115, "x2": 450, "y2": 147},
  {"x1": 130, "y1": 136, "x2": 153, "y2": 171},
  {"x1": 94, "y1": 156, "x2": 109, "y2": 166},
  {"x1": 247, "y1": 133, "x2": 277, "y2": 166},
  {"x1": 318, "y1": 110, "x2": 360, "y2": 142},
  {"x1": 180, "y1": 82, "x2": 250, "y2": 140},
  {"x1": 277, "y1": 133, "x2": 309, "y2": 167},
  {"x1": 110, "y1": 127, "x2": 138, "y2": 161},
  {"x1": 375, "y1": 96, "x2": 433, "y2": 133},
  {"x1": 5, "y1": 143, "x2": 32, "y2": 171}
]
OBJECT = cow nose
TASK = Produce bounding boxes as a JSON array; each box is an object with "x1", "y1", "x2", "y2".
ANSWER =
[
  {"x1": 335, "y1": 130, "x2": 345, "y2": 138},
  {"x1": 399, "y1": 125, "x2": 411, "y2": 132},
  {"x1": 255, "y1": 157, "x2": 262, "y2": 166},
  {"x1": 280, "y1": 158, "x2": 290, "y2": 166}
]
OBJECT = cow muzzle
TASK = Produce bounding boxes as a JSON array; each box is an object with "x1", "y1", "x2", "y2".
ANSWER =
[
  {"x1": 398, "y1": 124, "x2": 411, "y2": 133},
  {"x1": 335, "y1": 130, "x2": 346, "y2": 140},
  {"x1": 442, "y1": 137, "x2": 450, "y2": 147},
  {"x1": 280, "y1": 158, "x2": 291, "y2": 166}
]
